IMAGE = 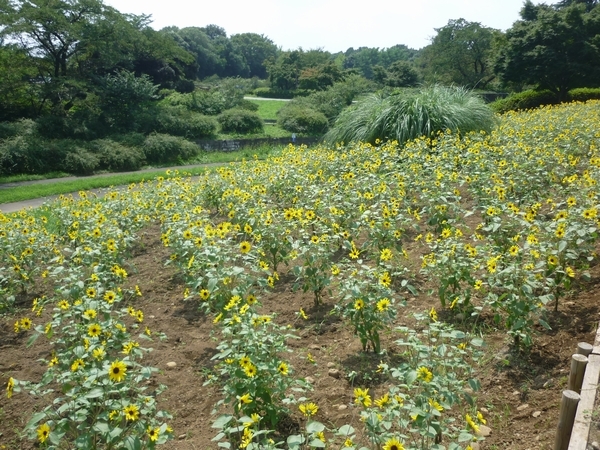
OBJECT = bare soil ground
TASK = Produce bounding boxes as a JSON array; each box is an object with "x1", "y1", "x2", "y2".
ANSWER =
[{"x1": 1, "y1": 224, "x2": 599, "y2": 450}]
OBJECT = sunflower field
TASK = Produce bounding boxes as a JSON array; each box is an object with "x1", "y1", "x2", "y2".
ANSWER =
[{"x1": 1, "y1": 100, "x2": 599, "y2": 450}]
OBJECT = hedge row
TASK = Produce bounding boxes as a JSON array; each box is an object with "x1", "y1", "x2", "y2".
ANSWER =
[
  {"x1": 490, "y1": 88, "x2": 600, "y2": 113},
  {"x1": 252, "y1": 87, "x2": 312, "y2": 99}
]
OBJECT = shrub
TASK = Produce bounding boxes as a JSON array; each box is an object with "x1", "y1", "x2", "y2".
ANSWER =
[
  {"x1": 35, "y1": 115, "x2": 74, "y2": 139},
  {"x1": 0, "y1": 135, "x2": 32, "y2": 175},
  {"x1": 276, "y1": 105, "x2": 329, "y2": 135},
  {"x1": 151, "y1": 106, "x2": 217, "y2": 138},
  {"x1": 280, "y1": 75, "x2": 381, "y2": 126},
  {"x1": 568, "y1": 87, "x2": 600, "y2": 102},
  {"x1": 489, "y1": 89, "x2": 558, "y2": 113},
  {"x1": 175, "y1": 79, "x2": 196, "y2": 93},
  {"x1": 0, "y1": 118, "x2": 37, "y2": 140},
  {"x1": 0, "y1": 137, "x2": 81, "y2": 175},
  {"x1": 217, "y1": 109, "x2": 264, "y2": 134},
  {"x1": 143, "y1": 133, "x2": 199, "y2": 164},
  {"x1": 63, "y1": 147, "x2": 100, "y2": 175},
  {"x1": 90, "y1": 139, "x2": 146, "y2": 171},
  {"x1": 236, "y1": 99, "x2": 259, "y2": 111},
  {"x1": 112, "y1": 132, "x2": 146, "y2": 148},
  {"x1": 253, "y1": 87, "x2": 294, "y2": 99},
  {"x1": 324, "y1": 85, "x2": 496, "y2": 145},
  {"x1": 160, "y1": 86, "x2": 243, "y2": 116}
]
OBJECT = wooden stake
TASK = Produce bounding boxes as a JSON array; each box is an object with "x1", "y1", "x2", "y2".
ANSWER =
[
  {"x1": 554, "y1": 390, "x2": 580, "y2": 450},
  {"x1": 576, "y1": 342, "x2": 592, "y2": 357},
  {"x1": 569, "y1": 354, "x2": 600, "y2": 450},
  {"x1": 567, "y1": 354, "x2": 588, "y2": 394}
]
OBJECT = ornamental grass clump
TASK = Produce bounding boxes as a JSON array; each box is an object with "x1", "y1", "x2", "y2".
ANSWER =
[{"x1": 324, "y1": 85, "x2": 496, "y2": 146}]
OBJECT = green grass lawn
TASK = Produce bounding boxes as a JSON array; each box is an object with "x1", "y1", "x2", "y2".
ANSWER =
[
  {"x1": 0, "y1": 145, "x2": 287, "y2": 204},
  {"x1": 247, "y1": 99, "x2": 288, "y2": 121},
  {"x1": 0, "y1": 169, "x2": 209, "y2": 205}
]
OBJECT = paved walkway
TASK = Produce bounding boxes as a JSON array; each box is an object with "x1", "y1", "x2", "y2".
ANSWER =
[
  {"x1": 0, "y1": 162, "x2": 221, "y2": 214},
  {"x1": 243, "y1": 96, "x2": 290, "y2": 102}
]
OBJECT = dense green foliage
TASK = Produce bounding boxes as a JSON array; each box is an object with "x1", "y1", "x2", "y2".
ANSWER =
[
  {"x1": 277, "y1": 75, "x2": 376, "y2": 125},
  {"x1": 568, "y1": 87, "x2": 600, "y2": 101},
  {"x1": 142, "y1": 133, "x2": 200, "y2": 164},
  {"x1": 342, "y1": 45, "x2": 419, "y2": 79},
  {"x1": 417, "y1": 19, "x2": 500, "y2": 89},
  {"x1": 277, "y1": 105, "x2": 329, "y2": 135},
  {"x1": 373, "y1": 60, "x2": 420, "y2": 88},
  {"x1": 2, "y1": 0, "x2": 600, "y2": 179},
  {"x1": 489, "y1": 90, "x2": 559, "y2": 113},
  {"x1": 217, "y1": 109, "x2": 264, "y2": 134},
  {"x1": 494, "y1": 0, "x2": 600, "y2": 99},
  {"x1": 324, "y1": 85, "x2": 495, "y2": 145},
  {"x1": 490, "y1": 87, "x2": 600, "y2": 113}
]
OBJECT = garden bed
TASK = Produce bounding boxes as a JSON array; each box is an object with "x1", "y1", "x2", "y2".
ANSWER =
[
  {"x1": 2, "y1": 101, "x2": 600, "y2": 449},
  {"x1": 1, "y1": 223, "x2": 599, "y2": 449}
]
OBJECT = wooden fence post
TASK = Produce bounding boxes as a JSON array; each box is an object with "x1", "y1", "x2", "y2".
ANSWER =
[
  {"x1": 554, "y1": 390, "x2": 581, "y2": 450},
  {"x1": 567, "y1": 354, "x2": 588, "y2": 394},
  {"x1": 576, "y1": 342, "x2": 593, "y2": 357}
]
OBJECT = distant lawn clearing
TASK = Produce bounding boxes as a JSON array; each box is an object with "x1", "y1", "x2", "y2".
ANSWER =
[{"x1": 248, "y1": 99, "x2": 288, "y2": 121}]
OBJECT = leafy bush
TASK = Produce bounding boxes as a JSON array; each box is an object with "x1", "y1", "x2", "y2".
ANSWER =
[
  {"x1": 143, "y1": 133, "x2": 200, "y2": 164},
  {"x1": 63, "y1": 147, "x2": 100, "y2": 175},
  {"x1": 0, "y1": 135, "x2": 32, "y2": 175},
  {"x1": 568, "y1": 87, "x2": 600, "y2": 102},
  {"x1": 489, "y1": 89, "x2": 558, "y2": 113},
  {"x1": 35, "y1": 115, "x2": 75, "y2": 139},
  {"x1": 150, "y1": 106, "x2": 217, "y2": 138},
  {"x1": 324, "y1": 85, "x2": 496, "y2": 145},
  {"x1": 160, "y1": 85, "x2": 244, "y2": 117},
  {"x1": 90, "y1": 139, "x2": 146, "y2": 171},
  {"x1": 253, "y1": 87, "x2": 294, "y2": 99},
  {"x1": 236, "y1": 99, "x2": 259, "y2": 111},
  {"x1": 282, "y1": 75, "x2": 376, "y2": 124},
  {"x1": 163, "y1": 91, "x2": 226, "y2": 115},
  {"x1": 112, "y1": 132, "x2": 146, "y2": 148},
  {"x1": 0, "y1": 137, "x2": 82, "y2": 175},
  {"x1": 98, "y1": 70, "x2": 158, "y2": 131},
  {"x1": 217, "y1": 109, "x2": 264, "y2": 134},
  {"x1": 174, "y1": 79, "x2": 196, "y2": 93},
  {"x1": 277, "y1": 105, "x2": 329, "y2": 135},
  {"x1": 0, "y1": 118, "x2": 37, "y2": 140}
]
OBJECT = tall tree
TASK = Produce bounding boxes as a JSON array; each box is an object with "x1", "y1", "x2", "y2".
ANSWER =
[
  {"x1": 554, "y1": 0, "x2": 598, "y2": 12},
  {"x1": 0, "y1": 0, "x2": 193, "y2": 83},
  {"x1": 373, "y1": 60, "x2": 420, "y2": 87},
  {"x1": 298, "y1": 61, "x2": 344, "y2": 90},
  {"x1": 0, "y1": 43, "x2": 41, "y2": 119},
  {"x1": 343, "y1": 45, "x2": 419, "y2": 79},
  {"x1": 343, "y1": 47, "x2": 382, "y2": 79},
  {"x1": 230, "y1": 32, "x2": 278, "y2": 78},
  {"x1": 418, "y1": 19, "x2": 499, "y2": 89},
  {"x1": 494, "y1": 0, "x2": 600, "y2": 100},
  {"x1": 199, "y1": 24, "x2": 249, "y2": 77},
  {"x1": 0, "y1": 0, "x2": 194, "y2": 119},
  {"x1": 267, "y1": 50, "x2": 303, "y2": 90},
  {"x1": 165, "y1": 26, "x2": 225, "y2": 78},
  {"x1": 1, "y1": 0, "x2": 106, "y2": 78}
]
